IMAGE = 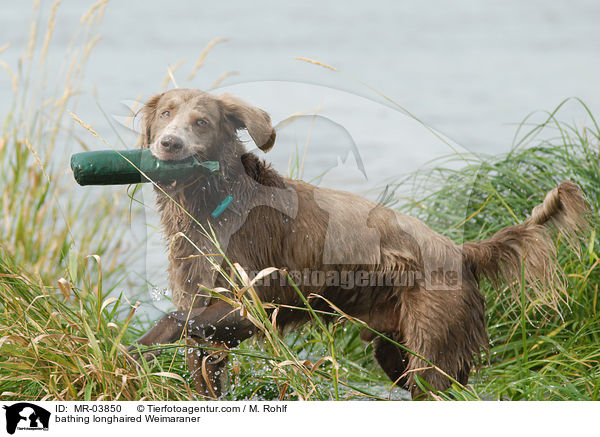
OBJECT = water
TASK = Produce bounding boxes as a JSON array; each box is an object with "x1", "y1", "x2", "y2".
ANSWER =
[
  {"x1": 2, "y1": 1, "x2": 599, "y2": 156},
  {"x1": 1, "y1": 0, "x2": 599, "y2": 309}
]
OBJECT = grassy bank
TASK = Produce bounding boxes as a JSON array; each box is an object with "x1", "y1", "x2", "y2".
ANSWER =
[{"x1": 1, "y1": 2, "x2": 598, "y2": 401}]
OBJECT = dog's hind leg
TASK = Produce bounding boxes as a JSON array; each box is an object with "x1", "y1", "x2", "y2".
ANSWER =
[
  {"x1": 397, "y1": 282, "x2": 486, "y2": 399},
  {"x1": 372, "y1": 334, "x2": 409, "y2": 391}
]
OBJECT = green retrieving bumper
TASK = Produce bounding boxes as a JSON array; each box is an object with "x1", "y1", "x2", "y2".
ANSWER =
[{"x1": 70, "y1": 149, "x2": 219, "y2": 186}]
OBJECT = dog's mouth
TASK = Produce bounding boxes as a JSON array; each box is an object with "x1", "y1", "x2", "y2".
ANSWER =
[
  {"x1": 152, "y1": 150, "x2": 194, "y2": 162},
  {"x1": 150, "y1": 147, "x2": 212, "y2": 164},
  {"x1": 152, "y1": 152, "x2": 218, "y2": 193}
]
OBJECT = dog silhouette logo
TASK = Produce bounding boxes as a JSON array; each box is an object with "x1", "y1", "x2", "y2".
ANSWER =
[{"x1": 2, "y1": 403, "x2": 50, "y2": 434}]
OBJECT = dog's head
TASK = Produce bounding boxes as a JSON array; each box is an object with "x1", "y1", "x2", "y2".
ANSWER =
[{"x1": 141, "y1": 88, "x2": 276, "y2": 161}]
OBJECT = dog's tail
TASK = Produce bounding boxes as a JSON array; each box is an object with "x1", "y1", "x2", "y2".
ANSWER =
[{"x1": 462, "y1": 181, "x2": 589, "y2": 306}]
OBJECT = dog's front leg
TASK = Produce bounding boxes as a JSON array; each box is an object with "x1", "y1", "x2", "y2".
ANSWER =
[
  {"x1": 130, "y1": 300, "x2": 252, "y2": 348},
  {"x1": 129, "y1": 301, "x2": 256, "y2": 397},
  {"x1": 127, "y1": 311, "x2": 190, "y2": 362},
  {"x1": 181, "y1": 301, "x2": 257, "y2": 398},
  {"x1": 185, "y1": 336, "x2": 229, "y2": 399}
]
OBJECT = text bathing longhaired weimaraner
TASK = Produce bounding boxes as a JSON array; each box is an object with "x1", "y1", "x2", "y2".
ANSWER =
[{"x1": 130, "y1": 88, "x2": 589, "y2": 398}]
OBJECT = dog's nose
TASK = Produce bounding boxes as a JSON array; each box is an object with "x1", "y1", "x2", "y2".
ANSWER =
[{"x1": 160, "y1": 135, "x2": 184, "y2": 152}]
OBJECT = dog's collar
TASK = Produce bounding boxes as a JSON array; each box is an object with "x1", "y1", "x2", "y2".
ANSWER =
[
  {"x1": 211, "y1": 195, "x2": 233, "y2": 218},
  {"x1": 210, "y1": 162, "x2": 235, "y2": 218}
]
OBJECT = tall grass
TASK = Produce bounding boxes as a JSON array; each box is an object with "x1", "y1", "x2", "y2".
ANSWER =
[
  {"x1": 0, "y1": 1, "x2": 128, "y2": 284},
  {"x1": 0, "y1": 1, "x2": 163, "y2": 400},
  {"x1": 0, "y1": 249, "x2": 197, "y2": 400},
  {"x1": 1, "y1": 2, "x2": 598, "y2": 401}
]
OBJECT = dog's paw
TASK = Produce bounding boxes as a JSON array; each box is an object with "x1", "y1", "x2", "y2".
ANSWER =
[{"x1": 126, "y1": 344, "x2": 159, "y2": 365}]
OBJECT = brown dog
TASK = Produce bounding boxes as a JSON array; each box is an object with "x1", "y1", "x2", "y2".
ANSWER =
[{"x1": 131, "y1": 88, "x2": 588, "y2": 398}]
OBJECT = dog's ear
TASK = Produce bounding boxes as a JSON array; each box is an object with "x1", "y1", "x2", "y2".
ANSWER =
[
  {"x1": 140, "y1": 93, "x2": 163, "y2": 148},
  {"x1": 219, "y1": 94, "x2": 276, "y2": 152}
]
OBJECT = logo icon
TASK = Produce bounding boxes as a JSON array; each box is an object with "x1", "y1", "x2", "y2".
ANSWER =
[{"x1": 2, "y1": 403, "x2": 50, "y2": 435}]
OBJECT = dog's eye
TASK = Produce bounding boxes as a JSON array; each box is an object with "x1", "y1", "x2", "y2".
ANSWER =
[
  {"x1": 196, "y1": 118, "x2": 208, "y2": 127},
  {"x1": 160, "y1": 110, "x2": 170, "y2": 118}
]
